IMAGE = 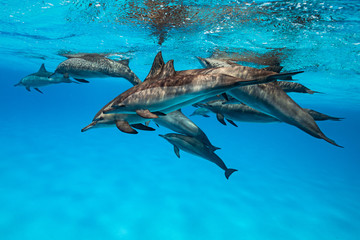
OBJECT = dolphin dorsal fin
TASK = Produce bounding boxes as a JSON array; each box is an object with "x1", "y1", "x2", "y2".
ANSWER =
[
  {"x1": 118, "y1": 59, "x2": 129, "y2": 66},
  {"x1": 158, "y1": 60, "x2": 176, "y2": 79},
  {"x1": 144, "y1": 51, "x2": 165, "y2": 81},
  {"x1": 38, "y1": 63, "x2": 47, "y2": 73}
]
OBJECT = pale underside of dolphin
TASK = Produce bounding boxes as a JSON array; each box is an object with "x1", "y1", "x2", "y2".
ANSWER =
[
  {"x1": 55, "y1": 53, "x2": 141, "y2": 86},
  {"x1": 159, "y1": 133, "x2": 237, "y2": 179},
  {"x1": 193, "y1": 57, "x2": 342, "y2": 148},
  {"x1": 14, "y1": 63, "x2": 75, "y2": 93},
  {"x1": 101, "y1": 52, "x2": 301, "y2": 118}
]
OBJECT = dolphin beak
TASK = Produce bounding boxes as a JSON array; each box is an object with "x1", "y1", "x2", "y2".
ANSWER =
[
  {"x1": 158, "y1": 134, "x2": 165, "y2": 138},
  {"x1": 81, "y1": 122, "x2": 97, "y2": 132}
]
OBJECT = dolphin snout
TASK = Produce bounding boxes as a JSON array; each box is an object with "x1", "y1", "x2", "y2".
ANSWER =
[
  {"x1": 158, "y1": 134, "x2": 165, "y2": 138},
  {"x1": 81, "y1": 122, "x2": 97, "y2": 132}
]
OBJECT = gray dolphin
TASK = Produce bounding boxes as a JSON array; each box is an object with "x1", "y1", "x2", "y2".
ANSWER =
[
  {"x1": 193, "y1": 57, "x2": 341, "y2": 147},
  {"x1": 54, "y1": 53, "x2": 141, "y2": 85},
  {"x1": 197, "y1": 57, "x2": 319, "y2": 94},
  {"x1": 154, "y1": 109, "x2": 219, "y2": 151},
  {"x1": 14, "y1": 64, "x2": 74, "y2": 93},
  {"x1": 200, "y1": 100, "x2": 343, "y2": 125},
  {"x1": 102, "y1": 52, "x2": 300, "y2": 117},
  {"x1": 159, "y1": 133, "x2": 237, "y2": 179}
]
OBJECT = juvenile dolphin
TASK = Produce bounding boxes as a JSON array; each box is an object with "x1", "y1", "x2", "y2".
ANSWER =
[
  {"x1": 102, "y1": 52, "x2": 299, "y2": 117},
  {"x1": 193, "y1": 57, "x2": 342, "y2": 147},
  {"x1": 54, "y1": 53, "x2": 141, "y2": 85},
  {"x1": 154, "y1": 109, "x2": 219, "y2": 151},
  {"x1": 159, "y1": 133, "x2": 237, "y2": 179},
  {"x1": 14, "y1": 64, "x2": 75, "y2": 93},
  {"x1": 200, "y1": 100, "x2": 343, "y2": 125}
]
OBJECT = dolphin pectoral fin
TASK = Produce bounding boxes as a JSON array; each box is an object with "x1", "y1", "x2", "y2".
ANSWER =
[
  {"x1": 34, "y1": 88, "x2": 43, "y2": 94},
  {"x1": 216, "y1": 113, "x2": 226, "y2": 126},
  {"x1": 203, "y1": 114, "x2": 210, "y2": 118},
  {"x1": 136, "y1": 109, "x2": 159, "y2": 119},
  {"x1": 115, "y1": 120, "x2": 138, "y2": 134},
  {"x1": 155, "y1": 123, "x2": 160, "y2": 127},
  {"x1": 174, "y1": 145, "x2": 180, "y2": 158},
  {"x1": 131, "y1": 123, "x2": 155, "y2": 131},
  {"x1": 226, "y1": 119, "x2": 238, "y2": 127},
  {"x1": 225, "y1": 168, "x2": 238, "y2": 180},
  {"x1": 221, "y1": 93, "x2": 229, "y2": 101},
  {"x1": 26, "y1": 86, "x2": 31, "y2": 92},
  {"x1": 305, "y1": 109, "x2": 344, "y2": 122},
  {"x1": 74, "y1": 78, "x2": 90, "y2": 83}
]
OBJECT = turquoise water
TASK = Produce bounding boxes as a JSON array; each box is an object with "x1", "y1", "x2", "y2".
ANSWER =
[{"x1": 1, "y1": 1, "x2": 360, "y2": 239}]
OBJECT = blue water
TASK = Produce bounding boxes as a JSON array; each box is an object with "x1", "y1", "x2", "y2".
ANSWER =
[{"x1": 1, "y1": 1, "x2": 360, "y2": 239}]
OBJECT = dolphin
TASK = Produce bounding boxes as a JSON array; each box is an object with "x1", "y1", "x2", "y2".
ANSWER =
[
  {"x1": 102, "y1": 52, "x2": 301, "y2": 118},
  {"x1": 154, "y1": 109, "x2": 219, "y2": 151},
  {"x1": 14, "y1": 64, "x2": 75, "y2": 93},
  {"x1": 196, "y1": 57, "x2": 320, "y2": 94},
  {"x1": 54, "y1": 53, "x2": 141, "y2": 85},
  {"x1": 193, "y1": 57, "x2": 342, "y2": 147},
  {"x1": 159, "y1": 133, "x2": 237, "y2": 179},
  {"x1": 200, "y1": 100, "x2": 343, "y2": 125}
]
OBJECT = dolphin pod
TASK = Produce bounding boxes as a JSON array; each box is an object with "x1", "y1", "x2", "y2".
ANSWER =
[{"x1": 16, "y1": 50, "x2": 343, "y2": 179}]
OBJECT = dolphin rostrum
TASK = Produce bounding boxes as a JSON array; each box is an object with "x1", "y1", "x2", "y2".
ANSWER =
[
  {"x1": 159, "y1": 133, "x2": 237, "y2": 179},
  {"x1": 194, "y1": 57, "x2": 342, "y2": 147},
  {"x1": 54, "y1": 53, "x2": 141, "y2": 85},
  {"x1": 154, "y1": 109, "x2": 219, "y2": 151},
  {"x1": 14, "y1": 63, "x2": 75, "y2": 93},
  {"x1": 102, "y1": 52, "x2": 300, "y2": 118}
]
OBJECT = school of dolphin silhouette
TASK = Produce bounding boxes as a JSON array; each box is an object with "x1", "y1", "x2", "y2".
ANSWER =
[{"x1": 16, "y1": 51, "x2": 343, "y2": 179}]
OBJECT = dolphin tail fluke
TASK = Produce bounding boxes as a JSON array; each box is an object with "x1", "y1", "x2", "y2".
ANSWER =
[
  {"x1": 320, "y1": 133, "x2": 343, "y2": 148},
  {"x1": 211, "y1": 146, "x2": 221, "y2": 151},
  {"x1": 74, "y1": 78, "x2": 90, "y2": 83},
  {"x1": 225, "y1": 168, "x2": 238, "y2": 179}
]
